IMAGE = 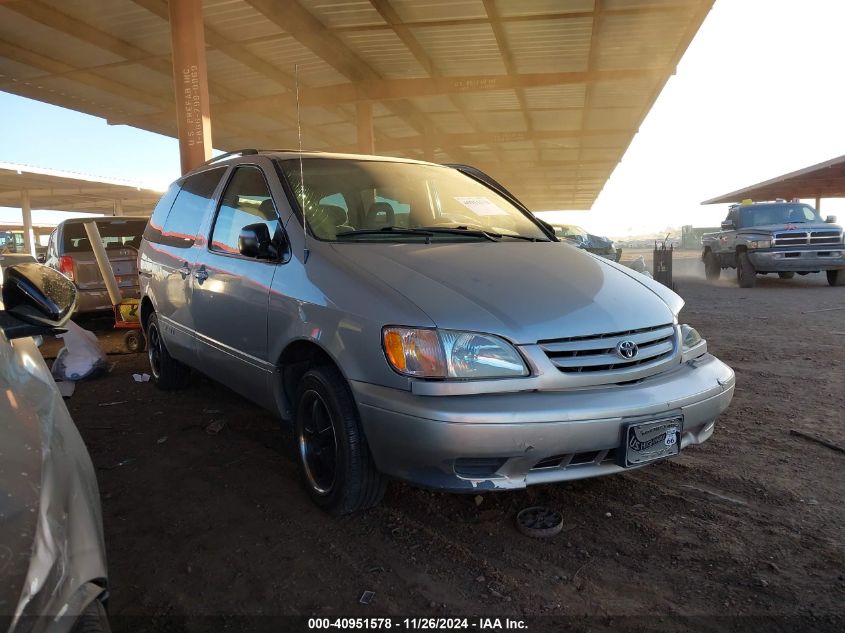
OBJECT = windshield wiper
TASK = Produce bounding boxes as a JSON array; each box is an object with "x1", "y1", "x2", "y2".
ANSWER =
[
  {"x1": 335, "y1": 226, "x2": 435, "y2": 242},
  {"x1": 421, "y1": 226, "x2": 548, "y2": 242}
]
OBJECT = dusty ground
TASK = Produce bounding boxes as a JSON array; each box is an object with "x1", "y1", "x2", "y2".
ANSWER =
[{"x1": 43, "y1": 252, "x2": 844, "y2": 631}]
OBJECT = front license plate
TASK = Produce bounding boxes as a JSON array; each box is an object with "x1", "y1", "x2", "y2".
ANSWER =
[{"x1": 622, "y1": 417, "x2": 682, "y2": 467}]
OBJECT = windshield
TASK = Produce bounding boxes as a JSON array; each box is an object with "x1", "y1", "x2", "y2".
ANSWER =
[
  {"x1": 554, "y1": 225, "x2": 586, "y2": 239},
  {"x1": 0, "y1": 231, "x2": 25, "y2": 254},
  {"x1": 739, "y1": 204, "x2": 821, "y2": 227},
  {"x1": 276, "y1": 159, "x2": 548, "y2": 242},
  {"x1": 62, "y1": 219, "x2": 147, "y2": 253}
]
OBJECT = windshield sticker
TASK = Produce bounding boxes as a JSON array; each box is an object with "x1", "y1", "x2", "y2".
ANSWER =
[{"x1": 454, "y1": 196, "x2": 509, "y2": 216}]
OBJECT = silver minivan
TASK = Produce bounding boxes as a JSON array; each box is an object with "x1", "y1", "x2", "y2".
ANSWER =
[{"x1": 138, "y1": 150, "x2": 735, "y2": 514}]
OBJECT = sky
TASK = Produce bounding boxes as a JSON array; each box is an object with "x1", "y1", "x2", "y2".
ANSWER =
[{"x1": 1, "y1": 0, "x2": 845, "y2": 235}]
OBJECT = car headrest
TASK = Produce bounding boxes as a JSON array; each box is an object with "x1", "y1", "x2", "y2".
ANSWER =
[
  {"x1": 258, "y1": 198, "x2": 276, "y2": 217},
  {"x1": 319, "y1": 204, "x2": 348, "y2": 227},
  {"x1": 366, "y1": 202, "x2": 395, "y2": 228}
]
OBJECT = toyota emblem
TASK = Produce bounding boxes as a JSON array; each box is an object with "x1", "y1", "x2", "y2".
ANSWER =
[{"x1": 616, "y1": 340, "x2": 639, "y2": 360}]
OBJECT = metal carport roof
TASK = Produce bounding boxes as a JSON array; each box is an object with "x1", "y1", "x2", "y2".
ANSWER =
[
  {"x1": 702, "y1": 154, "x2": 845, "y2": 205},
  {"x1": 0, "y1": 0, "x2": 714, "y2": 210}
]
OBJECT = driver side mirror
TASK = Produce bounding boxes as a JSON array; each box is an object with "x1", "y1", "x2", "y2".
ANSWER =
[
  {"x1": 825, "y1": 215, "x2": 837, "y2": 224},
  {"x1": 0, "y1": 263, "x2": 76, "y2": 339},
  {"x1": 238, "y1": 223, "x2": 278, "y2": 260},
  {"x1": 721, "y1": 220, "x2": 735, "y2": 230}
]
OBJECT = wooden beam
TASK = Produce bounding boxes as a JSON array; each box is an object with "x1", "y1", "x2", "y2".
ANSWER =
[
  {"x1": 356, "y1": 102, "x2": 374, "y2": 154},
  {"x1": 168, "y1": 0, "x2": 213, "y2": 173}
]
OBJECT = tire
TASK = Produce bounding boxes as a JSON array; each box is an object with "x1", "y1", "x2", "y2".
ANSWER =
[
  {"x1": 146, "y1": 312, "x2": 189, "y2": 390},
  {"x1": 778, "y1": 272, "x2": 795, "y2": 280},
  {"x1": 704, "y1": 251, "x2": 721, "y2": 281},
  {"x1": 294, "y1": 365, "x2": 386, "y2": 514},
  {"x1": 71, "y1": 599, "x2": 111, "y2": 633},
  {"x1": 124, "y1": 329, "x2": 145, "y2": 353},
  {"x1": 736, "y1": 251, "x2": 756, "y2": 288},
  {"x1": 828, "y1": 269, "x2": 845, "y2": 286}
]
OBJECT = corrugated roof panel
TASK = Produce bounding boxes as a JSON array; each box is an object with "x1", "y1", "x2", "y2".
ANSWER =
[
  {"x1": 504, "y1": 17, "x2": 592, "y2": 73},
  {"x1": 374, "y1": 115, "x2": 417, "y2": 138},
  {"x1": 337, "y1": 29, "x2": 428, "y2": 79},
  {"x1": 95, "y1": 63, "x2": 174, "y2": 100},
  {"x1": 203, "y1": 0, "x2": 285, "y2": 42},
  {"x1": 427, "y1": 112, "x2": 474, "y2": 134},
  {"x1": 244, "y1": 37, "x2": 349, "y2": 87},
  {"x1": 405, "y1": 94, "x2": 460, "y2": 113},
  {"x1": 459, "y1": 89, "x2": 520, "y2": 111},
  {"x1": 39, "y1": 0, "x2": 171, "y2": 53},
  {"x1": 584, "y1": 107, "x2": 641, "y2": 130},
  {"x1": 529, "y1": 109, "x2": 582, "y2": 131},
  {"x1": 390, "y1": 0, "x2": 486, "y2": 23},
  {"x1": 465, "y1": 110, "x2": 525, "y2": 132},
  {"x1": 494, "y1": 0, "x2": 595, "y2": 18},
  {"x1": 29, "y1": 76, "x2": 150, "y2": 116},
  {"x1": 590, "y1": 78, "x2": 657, "y2": 108},
  {"x1": 409, "y1": 23, "x2": 506, "y2": 76},
  {"x1": 0, "y1": 59, "x2": 49, "y2": 82},
  {"x1": 0, "y1": 7, "x2": 125, "y2": 68},
  {"x1": 523, "y1": 84, "x2": 586, "y2": 109},
  {"x1": 595, "y1": 9, "x2": 694, "y2": 70},
  {"x1": 205, "y1": 49, "x2": 281, "y2": 98},
  {"x1": 298, "y1": 0, "x2": 385, "y2": 29}
]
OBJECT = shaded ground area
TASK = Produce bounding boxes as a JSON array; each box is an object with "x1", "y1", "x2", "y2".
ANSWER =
[{"x1": 45, "y1": 260, "x2": 844, "y2": 631}]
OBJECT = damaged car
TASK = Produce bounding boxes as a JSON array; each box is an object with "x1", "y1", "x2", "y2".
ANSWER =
[
  {"x1": 138, "y1": 150, "x2": 735, "y2": 514},
  {"x1": 0, "y1": 263, "x2": 109, "y2": 632}
]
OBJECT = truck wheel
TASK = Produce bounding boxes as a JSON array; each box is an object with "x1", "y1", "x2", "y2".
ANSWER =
[
  {"x1": 146, "y1": 312, "x2": 189, "y2": 390},
  {"x1": 124, "y1": 329, "x2": 145, "y2": 353},
  {"x1": 704, "y1": 251, "x2": 721, "y2": 281},
  {"x1": 294, "y1": 365, "x2": 386, "y2": 514},
  {"x1": 828, "y1": 270, "x2": 845, "y2": 286},
  {"x1": 737, "y1": 251, "x2": 756, "y2": 288},
  {"x1": 778, "y1": 272, "x2": 795, "y2": 280}
]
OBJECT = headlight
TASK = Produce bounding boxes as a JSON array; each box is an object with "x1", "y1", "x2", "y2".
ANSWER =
[
  {"x1": 382, "y1": 327, "x2": 529, "y2": 379},
  {"x1": 749, "y1": 239, "x2": 771, "y2": 249},
  {"x1": 680, "y1": 324, "x2": 707, "y2": 362}
]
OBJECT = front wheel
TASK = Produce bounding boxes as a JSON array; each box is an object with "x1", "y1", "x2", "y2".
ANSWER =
[
  {"x1": 737, "y1": 251, "x2": 756, "y2": 288},
  {"x1": 146, "y1": 313, "x2": 189, "y2": 390},
  {"x1": 295, "y1": 365, "x2": 386, "y2": 514},
  {"x1": 828, "y1": 269, "x2": 845, "y2": 286},
  {"x1": 704, "y1": 251, "x2": 721, "y2": 281}
]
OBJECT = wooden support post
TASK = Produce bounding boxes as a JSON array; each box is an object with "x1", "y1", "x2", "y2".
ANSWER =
[
  {"x1": 169, "y1": 0, "x2": 213, "y2": 174},
  {"x1": 113, "y1": 199, "x2": 124, "y2": 216},
  {"x1": 815, "y1": 197, "x2": 821, "y2": 211},
  {"x1": 21, "y1": 190, "x2": 35, "y2": 257},
  {"x1": 357, "y1": 101, "x2": 374, "y2": 154}
]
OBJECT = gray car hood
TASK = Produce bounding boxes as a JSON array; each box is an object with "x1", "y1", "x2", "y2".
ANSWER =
[{"x1": 330, "y1": 241, "x2": 679, "y2": 344}]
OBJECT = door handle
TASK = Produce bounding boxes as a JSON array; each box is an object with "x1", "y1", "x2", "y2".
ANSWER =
[
  {"x1": 194, "y1": 266, "x2": 209, "y2": 283},
  {"x1": 177, "y1": 263, "x2": 191, "y2": 279}
]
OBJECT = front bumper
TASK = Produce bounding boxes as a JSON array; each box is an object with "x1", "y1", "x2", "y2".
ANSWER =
[
  {"x1": 748, "y1": 247, "x2": 845, "y2": 272},
  {"x1": 353, "y1": 354, "x2": 735, "y2": 491}
]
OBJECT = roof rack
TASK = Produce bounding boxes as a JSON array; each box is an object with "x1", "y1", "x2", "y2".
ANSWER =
[{"x1": 198, "y1": 148, "x2": 259, "y2": 167}]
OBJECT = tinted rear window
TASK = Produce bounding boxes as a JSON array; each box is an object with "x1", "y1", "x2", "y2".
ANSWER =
[{"x1": 61, "y1": 220, "x2": 148, "y2": 253}]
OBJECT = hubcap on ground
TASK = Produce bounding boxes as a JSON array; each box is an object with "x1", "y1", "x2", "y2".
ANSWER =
[
  {"x1": 298, "y1": 390, "x2": 338, "y2": 495},
  {"x1": 148, "y1": 324, "x2": 162, "y2": 379}
]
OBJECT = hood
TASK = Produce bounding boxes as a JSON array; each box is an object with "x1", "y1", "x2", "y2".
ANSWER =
[{"x1": 329, "y1": 241, "x2": 678, "y2": 344}]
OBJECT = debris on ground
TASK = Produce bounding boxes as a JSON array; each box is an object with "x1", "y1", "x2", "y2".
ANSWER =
[
  {"x1": 100, "y1": 458, "x2": 135, "y2": 470},
  {"x1": 516, "y1": 506, "x2": 564, "y2": 538},
  {"x1": 132, "y1": 373, "x2": 151, "y2": 382},
  {"x1": 205, "y1": 419, "x2": 226, "y2": 435},
  {"x1": 359, "y1": 591, "x2": 375, "y2": 605},
  {"x1": 98, "y1": 400, "x2": 128, "y2": 407},
  {"x1": 474, "y1": 495, "x2": 483, "y2": 506},
  {"x1": 157, "y1": 436, "x2": 168, "y2": 444},
  {"x1": 55, "y1": 381, "x2": 76, "y2": 398},
  {"x1": 51, "y1": 321, "x2": 108, "y2": 381}
]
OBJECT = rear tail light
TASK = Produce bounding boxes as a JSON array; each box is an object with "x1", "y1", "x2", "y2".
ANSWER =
[{"x1": 58, "y1": 255, "x2": 75, "y2": 281}]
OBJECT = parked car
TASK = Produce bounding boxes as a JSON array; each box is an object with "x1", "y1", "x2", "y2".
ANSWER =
[
  {"x1": 138, "y1": 150, "x2": 735, "y2": 514},
  {"x1": 0, "y1": 263, "x2": 109, "y2": 631},
  {"x1": 702, "y1": 201, "x2": 845, "y2": 287},
  {"x1": 45, "y1": 217, "x2": 148, "y2": 313},
  {"x1": 553, "y1": 224, "x2": 621, "y2": 261}
]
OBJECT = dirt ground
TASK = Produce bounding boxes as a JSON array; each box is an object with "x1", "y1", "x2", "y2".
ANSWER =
[{"x1": 43, "y1": 251, "x2": 844, "y2": 631}]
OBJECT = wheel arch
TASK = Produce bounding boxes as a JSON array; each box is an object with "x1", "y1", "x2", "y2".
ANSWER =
[
  {"x1": 274, "y1": 338, "x2": 349, "y2": 422},
  {"x1": 140, "y1": 296, "x2": 155, "y2": 332}
]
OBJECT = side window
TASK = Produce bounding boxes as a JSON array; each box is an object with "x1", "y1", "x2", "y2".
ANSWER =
[
  {"x1": 143, "y1": 181, "x2": 180, "y2": 245},
  {"x1": 155, "y1": 167, "x2": 225, "y2": 248},
  {"x1": 210, "y1": 166, "x2": 283, "y2": 258}
]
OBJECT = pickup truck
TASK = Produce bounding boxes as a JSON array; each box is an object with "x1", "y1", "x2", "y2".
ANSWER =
[{"x1": 701, "y1": 201, "x2": 845, "y2": 288}]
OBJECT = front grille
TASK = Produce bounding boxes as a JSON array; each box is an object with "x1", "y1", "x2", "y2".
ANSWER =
[
  {"x1": 531, "y1": 449, "x2": 616, "y2": 471},
  {"x1": 773, "y1": 230, "x2": 842, "y2": 246},
  {"x1": 540, "y1": 324, "x2": 676, "y2": 374}
]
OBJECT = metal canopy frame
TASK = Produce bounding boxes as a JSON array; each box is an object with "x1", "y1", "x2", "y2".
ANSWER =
[{"x1": 0, "y1": 0, "x2": 714, "y2": 210}]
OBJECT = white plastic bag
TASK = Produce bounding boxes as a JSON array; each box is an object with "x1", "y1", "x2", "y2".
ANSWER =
[{"x1": 51, "y1": 321, "x2": 108, "y2": 381}]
